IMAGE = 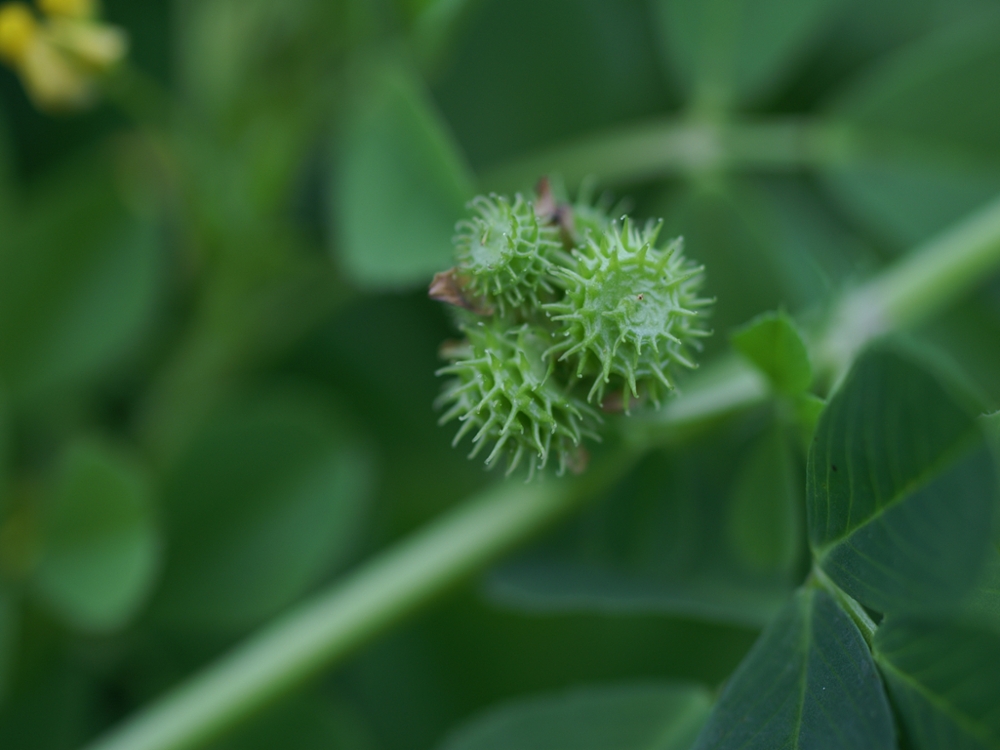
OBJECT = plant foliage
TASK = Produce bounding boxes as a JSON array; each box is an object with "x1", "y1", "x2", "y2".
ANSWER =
[{"x1": 0, "y1": 1, "x2": 998, "y2": 750}]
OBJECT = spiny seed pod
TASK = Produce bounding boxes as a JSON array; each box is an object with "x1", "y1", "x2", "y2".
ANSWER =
[
  {"x1": 436, "y1": 319, "x2": 601, "y2": 477},
  {"x1": 453, "y1": 193, "x2": 563, "y2": 316},
  {"x1": 569, "y1": 180, "x2": 617, "y2": 246},
  {"x1": 544, "y1": 219, "x2": 712, "y2": 406}
]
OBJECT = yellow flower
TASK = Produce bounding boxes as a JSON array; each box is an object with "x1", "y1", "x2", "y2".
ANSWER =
[
  {"x1": 37, "y1": 0, "x2": 96, "y2": 20},
  {"x1": 0, "y1": 3, "x2": 37, "y2": 64},
  {"x1": 47, "y1": 16, "x2": 126, "y2": 70},
  {"x1": 0, "y1": 0, "x2": 126, "y2": 111}
]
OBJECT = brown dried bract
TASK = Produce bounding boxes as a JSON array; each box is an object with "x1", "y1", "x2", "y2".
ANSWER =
[
  {"x1": 534, "y1": 176, "x2": 576, "y2": 249},
  {"x1": 428, "y1": 268, "x2": 494, "y2": 315},
  {"x1": 601, "y1": 388, "x2": 646, "y2": 414},
  {"x1": 564, "y1": 446, "x2": 590, "y2": 475}
]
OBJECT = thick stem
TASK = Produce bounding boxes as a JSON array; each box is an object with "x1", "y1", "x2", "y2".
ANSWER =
[
  {"x1": 818, "y1": 193, "x2": 1000, "y2": 378},
  {"x1": 83, "y1": 449, "x2": 638, "y2": 750},
  {"x1": 481, "y1": 117, "x2": 849, "y2": 192}
]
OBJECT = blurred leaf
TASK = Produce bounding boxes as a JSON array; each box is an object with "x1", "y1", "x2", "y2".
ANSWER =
[
  {"x1": 875, "y1": 615, "x2": 1000, "y2": 750},
  {"x1": 31, "y1": 441, "x2": 159, "y2": 633},
  {"x1": 808, "y1": 345, "x2": 998, "y2": 613},
  {"x1": 651, "y1": 0, "x2": 845, "y2": 107},
  {"x1": 733, "y1": 177, "x2": 877, "y2": 311},
  {"x1": 692, "y1": 587, "x2": 895, "y2": 750},
  {"x1": 0, "y1": 154, "x2": 161, "y2": 400},
  {"x1": 822, "y1": 11, "x2": 1000, "y2": 247},
  {"x1": 176, "y1": 0, "x2": 350, "y2": 121},
  {"x1": 0, "y1": 394, "x2": 8, "y2": 516},
  {"x1": 333, "y1": 61, "x2": 475, "y2": 288},
  {"x1": 923, "y1": 299, "x2": 1000, "y2": 411},
  {"x1": 962, "y1": 545, "x2": 1000, "y2": 634},
  {"x1": 439, "y1": 683, "x2": 713, "y2": 750},
  {"x1": 0, "y1": 662, "x2": 95, "y2": 750},
  {"x1": 0, "y1": 588, "x2": 14, "y2": 701},
  {"x1": 0, "y1": 109, "x2": 12, "y2": 217},
  {"x1": 150, "y1": 391, "x2": 372, "y2": 631},
  {"x1": 731, "y1": 311, "x2": 812, "y2": 396},
  {"x1": 432, "y1": 0, "x2": 676, "y2": 170},
  {"x1": 207, "y1": 691, "x2": 375, "y2": 750},
  {"x1": 290, "y1": 292, "x2": 488, "y2": 535},
  {"x1": 655, "y1": 178, "x2": 871, "y2": 346},
  {"x1": 726, "y1": 423, "x2": 802, "y2": 575},
  {"x1": 487, "y1": 420, "x2": 795, "y2": 628},
  {"x1": 794, "y1": 393, "x2": 826, "y2": 446},
  {"x1": 411, "y1": 0, "x2": 481, "y2": 73},
  {"x1": 661, "y1": 186, "x2": 785, "y2": 349}
]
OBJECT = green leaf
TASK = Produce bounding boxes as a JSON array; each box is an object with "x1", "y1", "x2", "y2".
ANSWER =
[
  {"x1": 740, "y1": 178, "x2": 877, "y2": 309},
  {"x1": 487, "y1": 420, "x2": 795, "y2": 628},
  {"x1": 0, "y1": 662, "x2": 95, "y2": 750},
  {"x1": 0, "y1": 393, "x2": 8, "y2": 516},
  {"x1": 691, "y1": 587, "x2": 895, "y2": 750},
  {"x1": 0, "y1": 110, "x2": 12, "y2": 220},
  {"x1": 651, "y1": 0, "x2": 845, "y2": 107},
  {"x1": 822, "y1": 12, "x2": 1000, "y2": 247},
  {"x1": 411, "y1": 0, "x2": 480, "y2": 72},
  {"x1": 206, "y1": 691, "x2": 375, "y2": 750},
  {"x1": 962, "y1": 545, "x2": 1000, "y2": 634},
  {"x1": 731, "y1": 311, "x2": 812, "y2": 396},
  {"x1": 875, "y1": 615, "x2": 1000, "y2": 750},
  {"x1": 0, "y1": 588, "x2": 14, "y2": 701},
  {"x1": 31, "y1": 441, "x2": 159, "y2": 633},
  {"x1": 0, "y1": 154, "x2": 162, "y2": 400},
  {"x1": 794, "y1": 393, "x2": 827, "y2": 446},
  {"x1": 432, "y1": 0, "x2": 675, "y2": 170},
  {"x1": 726, "y1": 423, "x2": 802, "y2": 575},
  {"x1": 333, "y1": 61, "x2": 475, "y2": 288},
  {"x1": 985, "y1": 410, "x2": 1000, "y2": 458},
  {"x1": 150, "y1": 391, "x2": 372, "y2": 631},
  {"x1": 660, "y1": 186, "x2": 785, "y2": 353},
  {"x1": 808, "y1": 345, "x2": 998, "y2": 613},
  {"x1": 439, "y1": 683, "x2": 713, "y2": 750},
  {"x1": 657, "y1": 179, "x2": 873, "y2": 357}
]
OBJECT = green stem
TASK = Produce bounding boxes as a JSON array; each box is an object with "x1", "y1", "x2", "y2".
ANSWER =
[
  {"x1": 818, "y1": 193, "x2": 1000, "y2": 377},
  {"x1": 481, "y1": 117, "x2": 849, "y2": 192},
  {"x1": 624, "y1": 354, "x2": 770, "y2": 447},
  {"x1": 83, "y1": 449, "x2": 638, "y2": 750}
]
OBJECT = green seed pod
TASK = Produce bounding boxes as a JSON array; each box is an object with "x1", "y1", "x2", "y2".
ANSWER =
[
  {"x1": 544, "y1": 219, "x2": 712, "y2": 406},
  {"x1": 436, "y1": 319, "x2": 601, "y2": 477},
  {"x1": 454, "y1": 194, "x2": 563, "y2": 316}
]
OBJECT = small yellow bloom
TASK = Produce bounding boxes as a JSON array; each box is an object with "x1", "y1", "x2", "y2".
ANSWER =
[
  {"x1": 20, "y1": 28, "x2": 94, "y2": 108},
  {"x1": 0, "y1": 3, "x2": 36, "y2": 64},
  {"x1": 37, "y1": 0, "x2": 96, "y2": 20},
  {"x1": 48, "y1": 17, "x2": 126, "y2": 70},
  {"x1": 0, "y1": 0, "x2": 125, "y2": 111}
]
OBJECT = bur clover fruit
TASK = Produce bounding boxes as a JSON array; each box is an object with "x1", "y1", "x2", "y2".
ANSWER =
[
  {"x1": 435, "y1": 319, "x2": 600, "y2": 478},
  {"x1": 452, "y1": 193, "x2": 564, "y2": 316},
  {"x1": 431, "y1": 182, "x2": 712, "y2": 476},
  {"x1": 544, "y1": 219, "x2": 712, "y2": 406}
]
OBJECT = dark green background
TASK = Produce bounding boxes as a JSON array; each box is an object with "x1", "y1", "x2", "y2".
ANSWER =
[{"x1": 1, "y1": 0, "x2": 999, "y2": 748}]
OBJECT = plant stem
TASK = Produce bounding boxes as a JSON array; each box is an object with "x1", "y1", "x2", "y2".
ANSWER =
[
  {"x1": 83, "y1": 449, "x2": 638, "y2": 750},
  {"x1": 818, "y1": 193, "x2": 1000, "y2": 377},
  {"x1": 623, "y1": 354, "x2": 770, "y2": 447},
  {"x1": 481, "y1": 117, "x2": 850, "y2": 192}
]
